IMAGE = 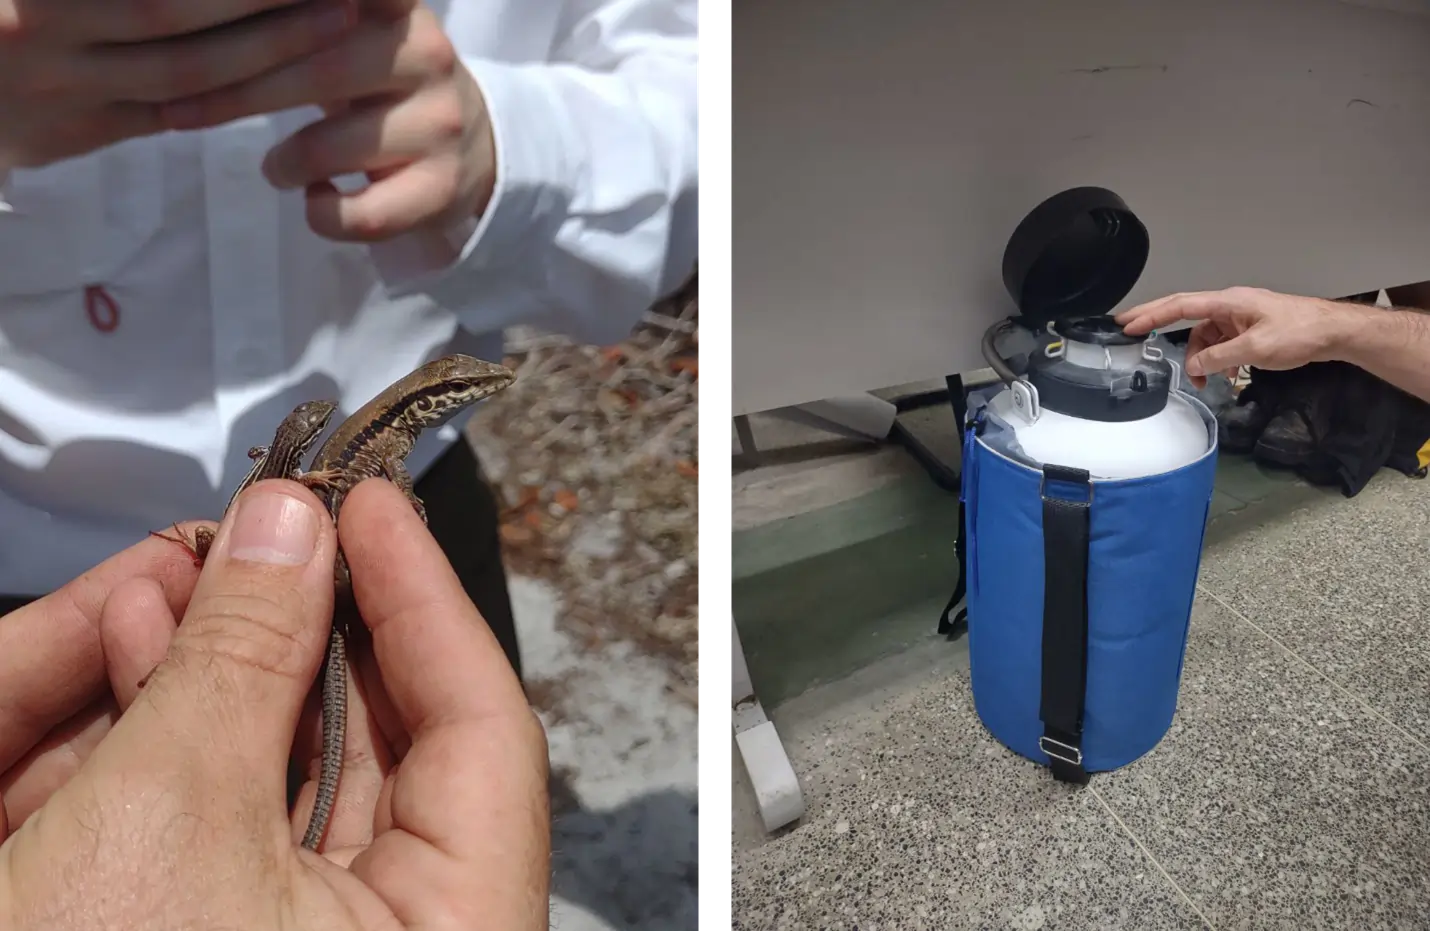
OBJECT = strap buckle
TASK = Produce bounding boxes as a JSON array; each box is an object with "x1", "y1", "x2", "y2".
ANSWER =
[
  {"x1": 1040, "y1": 464, "x2": 1093, "y2": 503},
  {"x1": 1038, "y1": 735, "x2": 1083, "y2": 767}
]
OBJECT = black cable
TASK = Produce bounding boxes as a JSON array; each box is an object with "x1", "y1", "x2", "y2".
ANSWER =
[
  {"x1": 982, "y1": 319, "x2": 1019, "y2": 385},
  {"x1": 887, "y1": 420, "x2": 961, "y2": 493},
  {"x1": 893, "y1": 389, "x2": 951, "y2": 414}
]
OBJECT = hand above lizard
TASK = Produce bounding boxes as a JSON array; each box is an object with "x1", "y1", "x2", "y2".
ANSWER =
[
  {"x1": 157, "y1": 1, "x2": 498, "y2": 243},
  {"x1": 0, "y1": 0, "x2": 358, "y2": 170},
  {"x1": 0, "y1": 479, "x2": 551, "y2": 930}
]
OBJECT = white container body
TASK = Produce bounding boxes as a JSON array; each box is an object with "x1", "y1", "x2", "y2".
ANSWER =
[{"x1": 985, "y1": 387, "x2": 1211, "y2": 480}]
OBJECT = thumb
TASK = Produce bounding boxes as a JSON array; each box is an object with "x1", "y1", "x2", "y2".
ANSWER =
[
  {"x1": 123, "y1": 481, "x2": 337, "y2": 790},
  {"x1": 0, "y1": 485, "x2": 338, "y2": 928}
]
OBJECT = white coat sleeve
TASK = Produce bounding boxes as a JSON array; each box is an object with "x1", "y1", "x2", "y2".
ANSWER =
[{"x1": 367, "y1": 0, "x2": 699, "y2": 347}]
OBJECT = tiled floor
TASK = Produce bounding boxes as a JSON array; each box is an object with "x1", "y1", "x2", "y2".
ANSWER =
[{"x1": 733, "y1": 406, "x2": 1430, "y2": 930}]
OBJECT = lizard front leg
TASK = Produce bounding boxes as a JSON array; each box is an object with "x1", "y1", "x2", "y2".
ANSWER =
[
  {"x1": 297, "y1": 468, "x2": 349, "y2": 495},
  {"x1": 148, "y1": 523, "x2": 217, "y2": 568},
  {"x1": 380, "y1": 454, "x2": 427, "y2": 523},
  {"x1": 139, "y1": 524, "x2": 217, "y2": 687},
  {"x1": 148, "y1": 446, "x2": 266, "y2": 564}
]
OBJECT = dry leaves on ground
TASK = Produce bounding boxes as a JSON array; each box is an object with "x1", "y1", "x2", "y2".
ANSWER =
[{"x1": 467, "y1": 272, "x2": 700, "y2": 705}]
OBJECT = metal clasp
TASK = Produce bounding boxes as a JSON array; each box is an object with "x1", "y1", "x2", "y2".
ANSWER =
[
  {"x1": 1039, "y1": 736, "x2": 1083, "y2": 767},
  {"x1": 1142, "y1": 339, "x2": 1184, "y2": 392},
  {"x1": 1010, "y1": 379, "x2": 1042, "y2": 425}
]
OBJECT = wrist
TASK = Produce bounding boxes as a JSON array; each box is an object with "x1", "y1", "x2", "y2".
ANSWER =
[
  {"x1": 1322, "y1": 300, "x2": 1427, "y2": 372},
  {"x1": 1313, "y1": 298, "x2": 1378, "y2": 364}
]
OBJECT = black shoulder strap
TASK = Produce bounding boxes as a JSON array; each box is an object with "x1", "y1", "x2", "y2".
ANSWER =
[
  {"x1": 1038, "y1": 464, "x2": 1093, "y2": 784},
  {"x1": 938, "y1": 411, "x2": 978, "y2": 638},
  {"x1": 936, "y1": 496, "x2": 968, "y2": 637}
]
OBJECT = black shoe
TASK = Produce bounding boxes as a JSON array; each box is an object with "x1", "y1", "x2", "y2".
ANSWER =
[
  {"x1": 1218, "y1": 400, "x2": 1272, "y2": 454},
  {"x1": 1253, "y1": 408, "x2": 1314, "y2": 467}
]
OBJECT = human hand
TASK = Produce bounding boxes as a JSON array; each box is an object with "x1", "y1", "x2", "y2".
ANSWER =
[
  {"x1": 0, "y1": 479, "x2": 551, "y2": 929},
  {"x1": 1115, "y1": 286, "x2": 1370, "y2": 388},
  {"x1": 159, "y1": 2, "x2": 497, "y2": 243},
  {"x1": 0, "y1": 528, "x2": 204, "y2": 835},
  {"x1": 0, "y1": 0, "x2": 358, "y2": 170}
]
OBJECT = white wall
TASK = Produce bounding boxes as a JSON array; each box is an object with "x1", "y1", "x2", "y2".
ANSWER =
[{"x1": 733, "y1": 0, "x2": 1430, "y2": 414}]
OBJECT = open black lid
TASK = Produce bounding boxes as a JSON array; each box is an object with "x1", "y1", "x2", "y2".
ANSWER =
[{"x1": 1000, "y1": 186, "x2": 1149, "y2": 329}]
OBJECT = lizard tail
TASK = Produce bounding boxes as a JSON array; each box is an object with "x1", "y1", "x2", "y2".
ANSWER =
[{"x1": 301, "y1": 625, "x2": 347, "y2": 851}]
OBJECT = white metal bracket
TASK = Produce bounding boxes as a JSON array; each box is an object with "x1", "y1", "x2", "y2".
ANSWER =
[{"x1": 732, "y1": 620, "x2": 804, "y2": 832}]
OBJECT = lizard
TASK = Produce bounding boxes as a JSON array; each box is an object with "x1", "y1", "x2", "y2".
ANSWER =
[
  {"x1": 144, "y1": 399, "x2": 338, "y2": 691},
  {"x1": 291, "y1": 353, "x2": 517, "y2": 851},
  {"x1": 150, "y1": 399, "x2": 339, "y2": 566}
]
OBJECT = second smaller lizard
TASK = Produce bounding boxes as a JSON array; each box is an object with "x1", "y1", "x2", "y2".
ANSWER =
[{"x1": 151, "y1": 399, "x2": 338, "y2": 564}]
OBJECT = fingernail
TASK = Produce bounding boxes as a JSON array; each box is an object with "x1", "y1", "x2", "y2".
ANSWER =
[
  {"x1": 1186, "y1": 357, "x2": 1205, "y2": 376},
  {"x1": 229, "y1": 489, "x2": 319, "y2": 565}
]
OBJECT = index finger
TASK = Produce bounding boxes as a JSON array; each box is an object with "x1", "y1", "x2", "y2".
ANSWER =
[
  {"x1": 338, "y1": 477, "x2": 548, "y2": 925},
  {"x1": 338, "y1": 478, "x2": 530, "y2": 737},
  {"x1": 1115, "y1": 291, "x2": 1238, "y2": 336},
  {"x1": 0, "y1": 523, "x2": 208, "y2": 770},
  {"x1": 65, "y1": 0, "x2": 308, "y2": 43}
]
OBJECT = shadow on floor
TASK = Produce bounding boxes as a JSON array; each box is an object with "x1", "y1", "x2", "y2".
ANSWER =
[{"x1": 552, "y1": 786, "x2": 699, "y2": 930}]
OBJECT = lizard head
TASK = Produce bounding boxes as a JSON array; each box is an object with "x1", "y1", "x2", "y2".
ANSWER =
[
  {"x1": 285, "y1": 399, "x2": 339, "y2": 439},
  {"x1": 425, "y1": 354, "x2": 517, "y2": 392},
  {"x1": 401, "y1": 355, "x2": 517, "y2": 429}
]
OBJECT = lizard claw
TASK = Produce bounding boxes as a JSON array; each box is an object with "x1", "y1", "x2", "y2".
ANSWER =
[
  {"x1": 136, "y1": 662, "x2": 159, "y2": 690},
  {"x1": 149, "y1": 523, "x2": 204, "y2": 568}
]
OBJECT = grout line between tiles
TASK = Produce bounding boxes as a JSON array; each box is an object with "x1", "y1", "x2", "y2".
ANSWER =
[
  {"x1": 1195, "y1": 583, "x2": 1430, "y2": 756},
  {"x1": 1088, "y1": 786, "x2": 1217, "y2": 931}
]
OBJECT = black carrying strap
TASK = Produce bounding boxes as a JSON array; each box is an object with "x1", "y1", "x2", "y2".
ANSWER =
[
  {"x1": 938, "y1": 412, "x2": 980, "y2": 638},
  {"x1": 937, "y1": 497, "x2": 968, "y2": 636},
  {"x1": 1038, "y1": 464, "x2": 1093, "y2": 785}
]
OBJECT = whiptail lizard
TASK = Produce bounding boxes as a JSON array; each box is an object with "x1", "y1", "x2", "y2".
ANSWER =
[
  {"x1": 150, "y1": 399, "x2": 338, "y2": 567},
  {"x1": 149, "y1": 356, "x2": 514, "y2": 851},
  {"x1": 292, "y1": 354, "x2": 516, "y2": 850}
]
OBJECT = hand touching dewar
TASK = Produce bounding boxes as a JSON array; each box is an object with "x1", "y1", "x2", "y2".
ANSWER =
[
  {"x1": 0, "y1": 479, "x2": 551, "y2": 930},
  {"x1": 1115, "y1": 286, "x2": 1369, "y2": 388}
]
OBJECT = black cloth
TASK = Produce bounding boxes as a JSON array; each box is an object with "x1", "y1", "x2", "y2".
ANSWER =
[
  {"x1": 1236, "y1": 358, "x2": 1430, "y2": 498},
  {"x1": 415, "y1": 438, "x2": 522, "y2": 680},
  {"x1": 0, "y1": 438, "x2": 523, "y2": 680}
]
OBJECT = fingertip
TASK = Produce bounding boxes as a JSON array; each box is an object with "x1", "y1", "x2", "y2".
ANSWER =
[
  {"x1": 100, "y1": 576, "x2": 177, "y2": 709},
  {"x1": 306, "y1": 163, "x2": 447, "y2": 244},
  {"x1": 219, "y1": 480, "x2": 330, "y2": 569},
  {"x1": 342, "y1": 476, "x2": 423, "y2": 530},
  {"x1": 305, "y1": 182, "x2": 383, "y2": 244},
  {"x1": 338, "y1": 477, "x2": 464, "y2": 629}
]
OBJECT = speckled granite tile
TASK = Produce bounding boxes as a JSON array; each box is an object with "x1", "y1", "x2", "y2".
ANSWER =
[
  {"x1": 1198, "y1": 470, "x2": 1430, "y2": 734},
  {"x1": 732, "y1": 678, "x2": 1209, "y2": 931},
  {"x1": 1096, "y1": 596, "x2": 1430, "y2": 931}
]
